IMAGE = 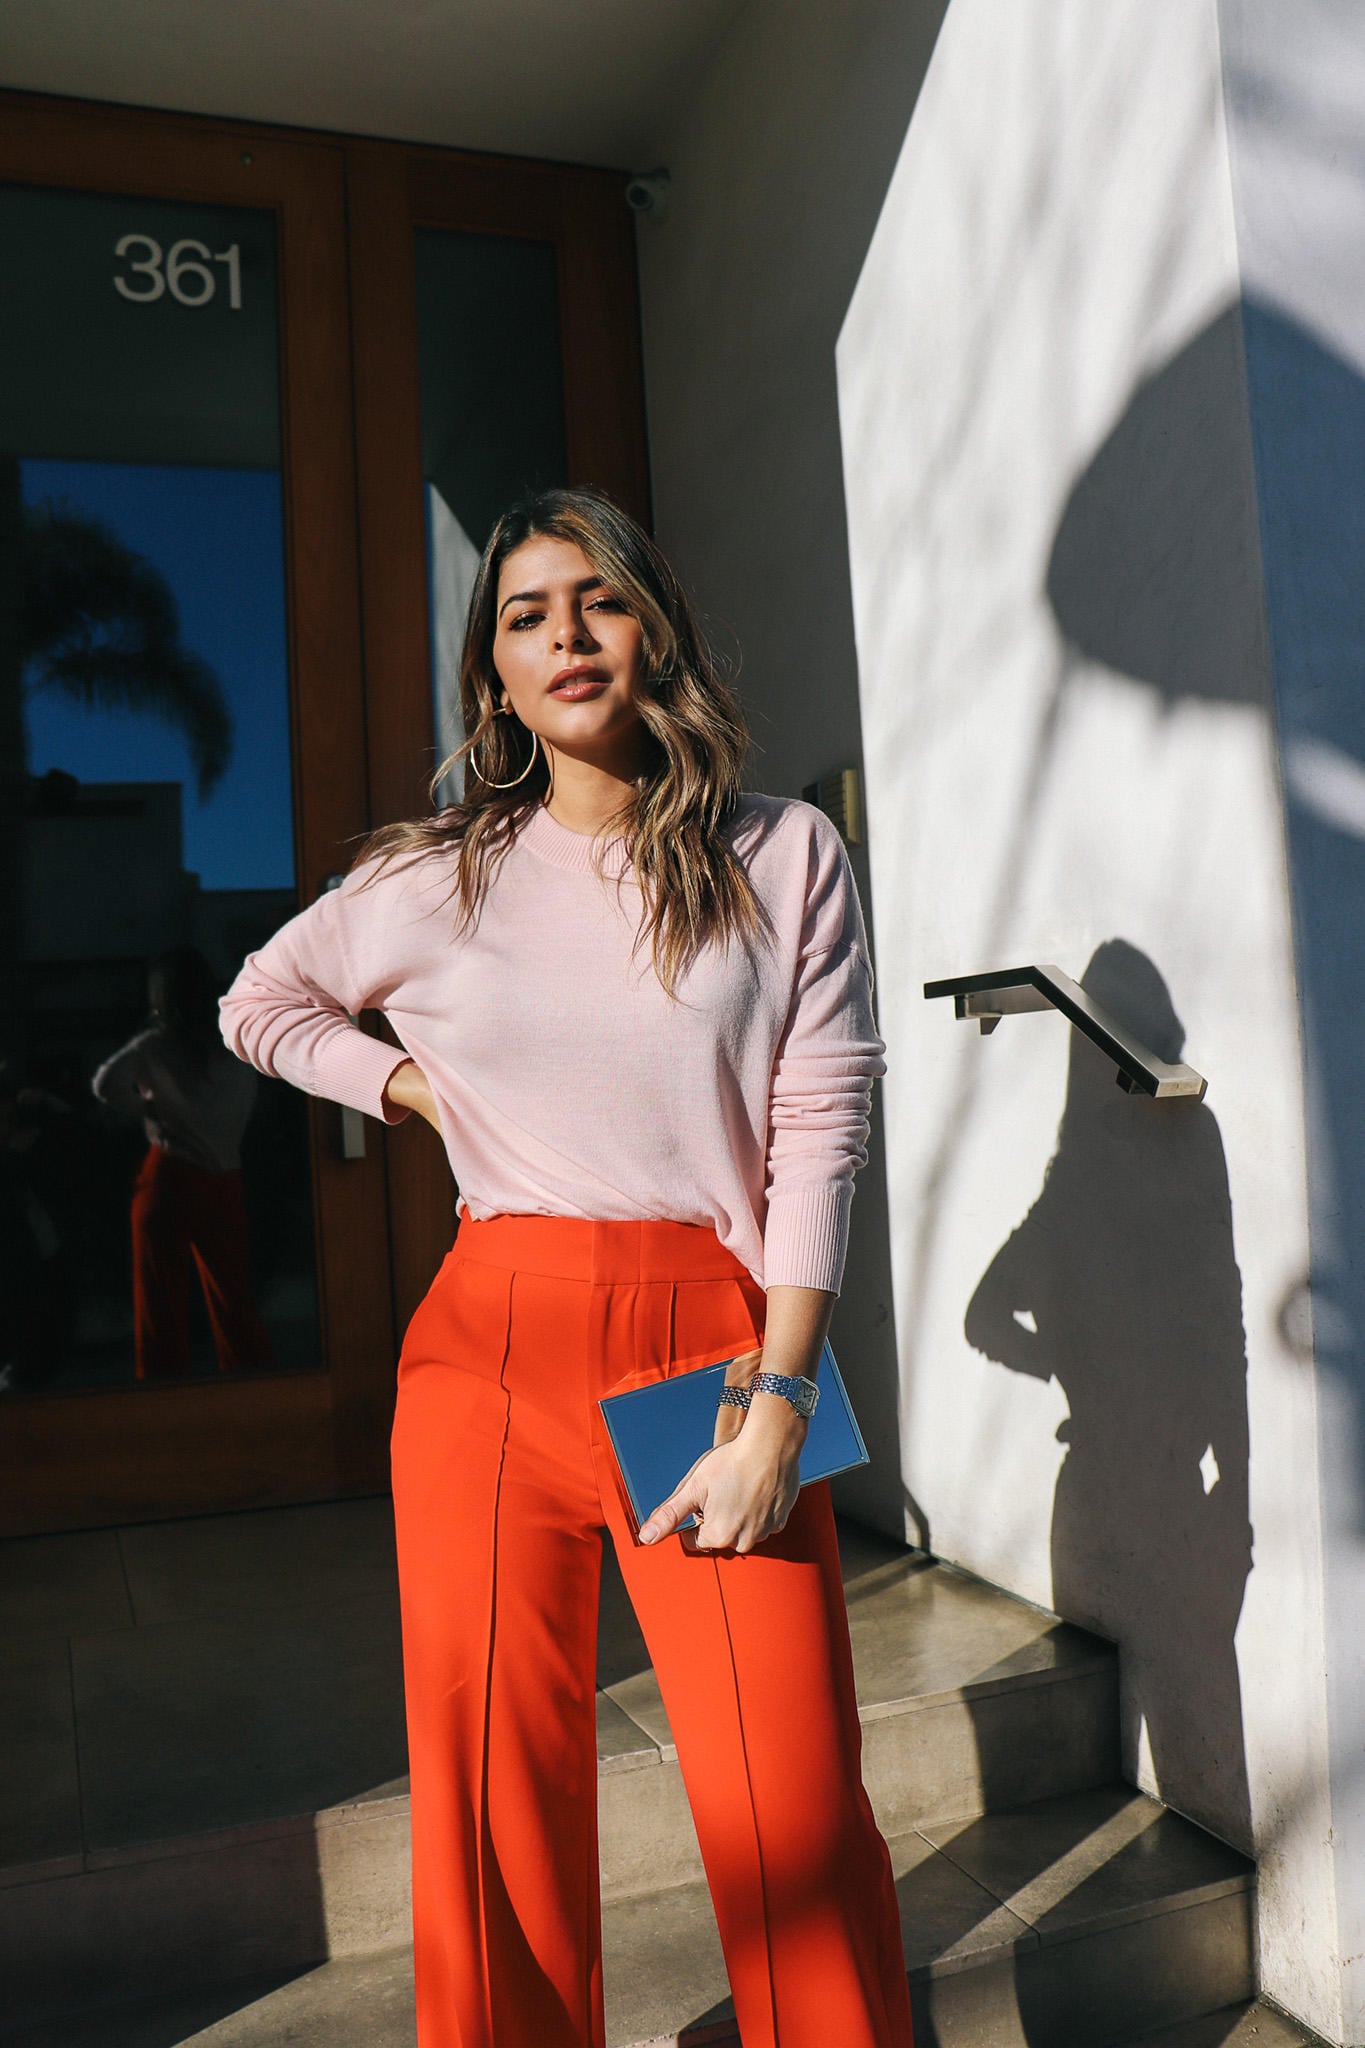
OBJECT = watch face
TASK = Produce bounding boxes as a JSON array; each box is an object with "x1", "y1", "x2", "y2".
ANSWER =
[{"x1": 755, "y1": 1372, "x2": 819, "y2": 1416}]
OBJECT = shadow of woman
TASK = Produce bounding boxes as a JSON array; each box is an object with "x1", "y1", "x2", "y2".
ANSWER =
[{"x1": 964, "y1": 939, "x2": 1253, "y2": 1851}]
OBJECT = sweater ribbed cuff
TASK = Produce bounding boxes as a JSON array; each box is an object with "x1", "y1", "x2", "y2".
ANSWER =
[
  {"x1": 762, "y1": 1182, "x2": 854, "y2": 1295},
  {"x1": 314, "y1": 1028, "x2": 415, "y2": 1125}
]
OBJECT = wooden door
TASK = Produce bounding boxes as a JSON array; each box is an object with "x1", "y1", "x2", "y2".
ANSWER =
[
  {"x1": 0, "y1": 92, "x2": 650, "y2": 1536},
  {"x1": 0, "y1": 94, "x2": 394, "y2": 1533}
]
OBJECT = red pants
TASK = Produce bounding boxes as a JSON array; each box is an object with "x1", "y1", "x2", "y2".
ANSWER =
[
  {"x1": 389, "y1": 1212, "x2": 913, "y2": 2048},
  {"x1": 130, "y1": 1146, "x2": 274, "y2": 1380}
]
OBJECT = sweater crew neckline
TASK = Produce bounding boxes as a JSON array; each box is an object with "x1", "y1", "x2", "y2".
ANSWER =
[{"x1": 520, "y1": 802, "x2": 631, "y2": 878}]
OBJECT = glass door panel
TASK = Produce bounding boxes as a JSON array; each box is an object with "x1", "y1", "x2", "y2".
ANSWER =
[
  {"x1": 414, "y1": 229, "x2": 567, "y2": 800},
  {"x1": 0, "y1": 184, "x2": 319, "y2": 1395},
  {"x1": 0, "y1": 102, "x2": 388, "y2": 1536}
]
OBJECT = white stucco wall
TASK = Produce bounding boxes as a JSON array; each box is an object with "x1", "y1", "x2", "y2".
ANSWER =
[
  {"x1": 836, "y1": 0, "x2": 1335, "y2": 2028},
  {"x1": 639, "y1": 0, "x2": 1342, "y2": 2032}
]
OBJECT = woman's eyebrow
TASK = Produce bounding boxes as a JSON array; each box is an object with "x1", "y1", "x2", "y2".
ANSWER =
[{"x1": 498, "y1": 575, "x2": 606, "y2": 618}]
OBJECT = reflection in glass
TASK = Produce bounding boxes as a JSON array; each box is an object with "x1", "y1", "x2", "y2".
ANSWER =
[
  {"x1": 413, "y1": 231, "x2": 568, "y2": 801},
  {"x1": 0, "y1": 185, "x2": 318, "y2": 1392},
  {"x1": 90, "y1": 945, "x2": 274, "y2": 1379}
]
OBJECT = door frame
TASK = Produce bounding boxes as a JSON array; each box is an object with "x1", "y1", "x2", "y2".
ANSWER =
[{"x1": 0, "y1": 86, "x2": 651, "y2": 1534}]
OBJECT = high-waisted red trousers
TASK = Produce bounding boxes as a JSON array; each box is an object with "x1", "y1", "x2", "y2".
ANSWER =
[{"x1": 389, "y1": 1212, "x2": 913, "y2": 2048}]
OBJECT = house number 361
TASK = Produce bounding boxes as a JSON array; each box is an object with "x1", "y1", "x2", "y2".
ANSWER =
[{"x1": 113, "y1": 235, "x2": 244, "y2": 310}]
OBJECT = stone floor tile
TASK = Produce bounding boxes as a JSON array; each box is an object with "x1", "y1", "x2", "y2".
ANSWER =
[
  {"x1": 601, "y1": 1667, "x2": 675, "y2": 1757},
  {"x1": 603, "y1": 1881, "x2": 731, "y2": 2044},
  {"x1": 889, "y1": 1827, "x2": 1035, "y2": 1975},
  {"x1": 0, "y1": 1528, "x2": 133, "y2": 1640},
  {"x1": 597, "y1": 1689, "x2": 659, "y2": 1770},
  {"x1": 844, "y1": 1553, "x2": 1111, "y2": 1714},
  {"x1": 72, "y1": 1593, "x2": 408, "y2": 1850},
  {"x1": 116, "y1": 1497, "x2": 400, "y2": 1627},
  {"x1": 183, "y1": 1953, "x2": 416, "y2": 2047},
  {"x1": 0, "y1": 1953, "x2": 418, "y2": 2048},
  {"x1": 0, "y1": 1974, "x2": 310, "y2": 2048},
  {"x1": 0, "y1": 1635, "x2": 81, "y2": 1872}
]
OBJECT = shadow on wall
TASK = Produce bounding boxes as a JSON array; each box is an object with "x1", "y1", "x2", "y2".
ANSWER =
[
  {"x1": 1047, "y1": 304, "x2": 1365, "y2": 1540},
  {"x1": 965, "y1": 941, "x2": 1253, "y2": 1852},
  {"x1": 1046, "y1": 303, "x2": 1267, "y2": 708},
  {"x1": 938, "y1": 294, "x2": 1365, "y2": 1882},
  {"x1": 872, "y1": 304, "x2": 1274, "y2": 1527},
  {"x1": 1048, "y1": 289, "x2": 1365, "y2": 1521}
]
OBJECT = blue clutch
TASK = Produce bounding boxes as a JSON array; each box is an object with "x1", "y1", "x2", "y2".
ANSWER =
[{"x1": 598, "y1": 1336, "x2": 869, "y2": 1540}]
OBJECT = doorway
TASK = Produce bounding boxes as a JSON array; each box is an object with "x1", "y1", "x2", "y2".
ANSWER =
[{"x1": 0, "y1": 89, "x2": 649, "y2": 1535}]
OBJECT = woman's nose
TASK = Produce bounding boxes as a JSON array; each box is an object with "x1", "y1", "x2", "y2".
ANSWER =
[{"x1": 554, "y1": 608, "x2": 595, "y2": 650}]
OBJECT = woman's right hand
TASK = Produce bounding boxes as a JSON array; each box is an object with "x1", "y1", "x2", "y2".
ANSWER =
[{"x1": 383, "y1": 1058, "x2": 442, "y2": 1132}]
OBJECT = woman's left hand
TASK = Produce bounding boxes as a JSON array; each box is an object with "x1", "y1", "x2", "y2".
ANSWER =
[{"x1": 638, "y1": 1393, "x2": 808, "y2": 1553}]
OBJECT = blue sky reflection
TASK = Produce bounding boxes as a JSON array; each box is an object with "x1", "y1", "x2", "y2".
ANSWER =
[{"x1": 22, "y1": 458, "x2": 294, "y2": 893}]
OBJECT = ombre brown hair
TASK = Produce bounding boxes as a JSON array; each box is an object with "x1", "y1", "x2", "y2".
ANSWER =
[{"x1": 352, "y1": 486, "x2": 774, "y2": 997}]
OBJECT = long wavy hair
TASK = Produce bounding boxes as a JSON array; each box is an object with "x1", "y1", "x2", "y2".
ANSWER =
[{"x1": 353, "y1": 486, "x2": 774, "y2": 997}]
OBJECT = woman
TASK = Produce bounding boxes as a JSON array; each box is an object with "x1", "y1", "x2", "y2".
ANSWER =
[
  {"x1": 220, "y1": 487, "x2": 912, "y2": 2048},
  {"x1": 94, "y1": 946, "x2": 272, "y2": 1380}
]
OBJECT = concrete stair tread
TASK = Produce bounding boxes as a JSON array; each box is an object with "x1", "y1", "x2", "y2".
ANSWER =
[
  {"x1": 2, "y1": 1505, "x2": 1118, "y2": 1878},
  {"x1": 597, "y1": 1537, "x2": 1115, "y2": 1772},
  {"x1": 1, "y1": 1500, "x2": 411, "y2": 1874},
  {"x1": 2, "y1": 1996, "x2": 1315, "y2": 2048},
  {"x1": 0, "y1": 1953, "x2": 419, "y2": 2048},
  {"x1": 8, "y1": 1500, "x2": 1238, "y2": 2047},
  {"x1": 1125, "y1": 2005, "x2": 1327, "y2": 2046},
  {"x1": 4, "y1": 1983, "x2": 1311, "y2": 2048},
  {"x1": 604, "y1": 1783, "x2": 1254, "y2": 2045},
  {"x1": 6, "y1": 1992, "x2": 1312, "y2": 2048},
  {"x1": 914, "y1": 1782, "x2": 1254, "y2": 1952},
  {"x1": 598, "y1": 1543, "x2": 1119, "y2": 1901},
  {"x1": 0, "y1": 1786, "x2": 1256, "y2": 2048},
  {"x1": 11, "y1": 1990, "x2": 1312, "y2": 2048}
]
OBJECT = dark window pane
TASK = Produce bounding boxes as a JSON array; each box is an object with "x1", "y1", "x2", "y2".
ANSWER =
[{"x1": 0, "y1": 185, "x2": 319, "y2": 1393}]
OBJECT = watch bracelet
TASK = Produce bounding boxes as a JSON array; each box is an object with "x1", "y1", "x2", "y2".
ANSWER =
[{"x1": 716, "y1": 1370, "x2": 819, "y2": 1416}]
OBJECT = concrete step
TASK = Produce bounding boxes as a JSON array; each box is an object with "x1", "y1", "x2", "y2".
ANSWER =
[
  {"x1": 597, "y1": 1526, "x2": 1119, "y2": 1897},
  {"x1": 5, "y1": 1786, "x2": 1255, "y2": 2048},
  {"x1": 604, "y1": 1784, "x2": 1255, "y2": 2048},
  {"x1": 1124, "y1": 2002, "x2": 1328, "y2": 2046},
  {"x1": 1, "y1": 1518, "x2": 1121, "y2": 2030},
  {"x1": 0, "y1": 1954, "x2": 418, "y2": 2048}
]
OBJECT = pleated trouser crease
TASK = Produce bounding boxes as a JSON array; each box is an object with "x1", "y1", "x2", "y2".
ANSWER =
[{"x1": 389, "y1": 1212, "x2": 914, "y2": 2048}]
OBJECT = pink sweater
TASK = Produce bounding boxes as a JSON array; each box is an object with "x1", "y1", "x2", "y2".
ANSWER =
[{"x1": 219, "y1": 795, "x2": 886, "y2": 1294}]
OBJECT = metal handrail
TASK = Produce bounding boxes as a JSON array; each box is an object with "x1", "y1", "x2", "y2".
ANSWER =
[{"x1": 923, "y1": 964, "x2": 1208, "y2": 1100}]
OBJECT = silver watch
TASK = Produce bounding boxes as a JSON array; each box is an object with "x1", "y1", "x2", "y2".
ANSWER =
[
  {"x1": 751, "y1": 1371, "x2": 820, "y2": 1418},
  {"x1": 719, "y1": 1371, "x2": 819, "y2": 1418}
]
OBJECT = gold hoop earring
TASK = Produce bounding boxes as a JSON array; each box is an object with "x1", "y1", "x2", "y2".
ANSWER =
[{"x1": 471, "y1": 708, "x2": 540, "y2": 789}]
